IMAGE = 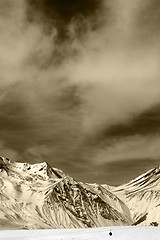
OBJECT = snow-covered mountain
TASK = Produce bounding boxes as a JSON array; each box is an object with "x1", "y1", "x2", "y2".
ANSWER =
[
  {"x1": 0, "y1": 156, "x2": 159, "y2": 229},
  {"x1": 0, "y1": 156, "x2": 132, "y2": 229},
  {"x1": 111, "y1": 167, "x2": 160, "y2": 226}
]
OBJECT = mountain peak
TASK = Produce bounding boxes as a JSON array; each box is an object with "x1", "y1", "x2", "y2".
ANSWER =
[{"x1": 0, "y1": 156, "x2": 64, "y2": 180}]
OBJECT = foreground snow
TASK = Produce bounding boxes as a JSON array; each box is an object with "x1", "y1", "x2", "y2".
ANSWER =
[
  {"x1": 0, "y1": 227, "x2": 159, "y2": 240},
  {"x1": 0, "y1": 156, "x2": 159, "y2": 229}
]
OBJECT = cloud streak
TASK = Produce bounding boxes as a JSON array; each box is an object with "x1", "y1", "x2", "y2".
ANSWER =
[{"x1": 92, "y1": 135, "x2": 160, "y2": 165}]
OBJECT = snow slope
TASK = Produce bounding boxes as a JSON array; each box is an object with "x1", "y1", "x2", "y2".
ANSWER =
[{"x1": 112, "y1": 167, "x2": 160, "y2": 226}]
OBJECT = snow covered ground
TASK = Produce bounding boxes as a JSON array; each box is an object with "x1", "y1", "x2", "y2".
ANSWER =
[{"x1": 0, "y1": 227, "x2": 159, "y2": 240}]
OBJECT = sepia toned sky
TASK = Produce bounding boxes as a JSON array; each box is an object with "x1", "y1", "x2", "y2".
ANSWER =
[{"x1": 0, "y1": 0, "x2": 160, "y2": 185}]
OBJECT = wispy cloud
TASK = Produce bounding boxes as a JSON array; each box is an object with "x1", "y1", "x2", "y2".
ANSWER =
[{"x1": 92, "y1": 135, "x2": 160, "y2": 165}]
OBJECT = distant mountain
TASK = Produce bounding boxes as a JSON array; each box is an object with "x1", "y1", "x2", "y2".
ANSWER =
[{"x1": 0, "y1": 156, "x2": 158, "y2": 229}]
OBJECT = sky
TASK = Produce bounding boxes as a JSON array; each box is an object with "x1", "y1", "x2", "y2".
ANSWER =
[{"x1": 0, "y1": 0, "x2": 160, "y2": 185}]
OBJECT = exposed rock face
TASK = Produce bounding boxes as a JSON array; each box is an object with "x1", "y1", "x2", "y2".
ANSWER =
[{"x1": 0, "y1": 156, "x2": 159, "y2": 229}]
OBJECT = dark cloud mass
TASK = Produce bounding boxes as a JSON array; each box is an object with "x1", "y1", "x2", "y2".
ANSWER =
[
  {"x1": 92, "y1": 103, "x2": 160, "y2": 144},
  {"x1": 28, "y1": 0, "x2": 102, "y2": 22},
  {"x1": 0, "y1": 0, "x2": 160, "y2": 185},
  {"x1": 27, "y1": 0, "x2": 104, "y2": 43}
]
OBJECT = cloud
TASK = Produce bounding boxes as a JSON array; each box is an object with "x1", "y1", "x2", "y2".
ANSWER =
[
  {"x1": 1, "y1": 0, "x2": 160, "y2": 135},
  {"x1": 67, "y1": 48, "x2": 160, "y2": 134},
  {"x1": 0, "y1": 140, "x2": 18, "y2": 160},
  {"x1": 92, "y1": 135, "x2": 160, "y2": 165},
  {"x1": 64, "y1": 0, "x2": 160, "y2": 134},
  {"x1": 0, "y1": 0, "x2": 160, "y2": 184}
]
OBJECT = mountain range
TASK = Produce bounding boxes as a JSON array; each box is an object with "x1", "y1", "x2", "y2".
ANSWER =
[{"x1": 0, "y1": 156, "x2": 159, "y2": 229}]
